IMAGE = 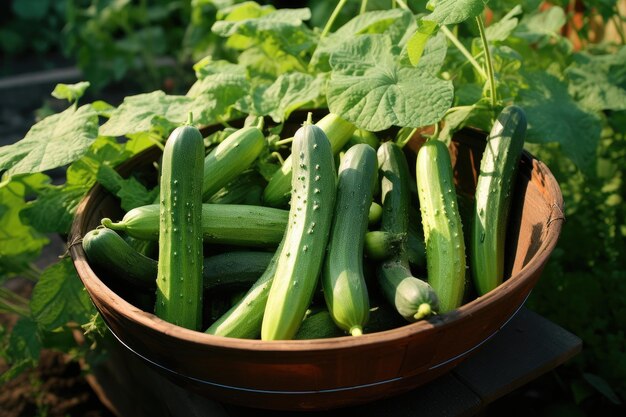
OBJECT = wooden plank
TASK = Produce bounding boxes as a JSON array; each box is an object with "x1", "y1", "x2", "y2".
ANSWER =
[
  {"x1": 452, "y1": 307, "x2": 582, "y2": 405},
  {"x1": 223, "y1": 373, "x2": 481, "y2": 417}
]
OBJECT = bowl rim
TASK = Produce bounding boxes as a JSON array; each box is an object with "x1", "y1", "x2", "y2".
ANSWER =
[{"x1": 69, "y1": 138, "x2": 564, "y2": 354}]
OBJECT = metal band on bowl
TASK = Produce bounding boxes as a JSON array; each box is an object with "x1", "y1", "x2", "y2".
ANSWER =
[{"x1": 102, "y1": 293, "x2": 529, "y2": 395}]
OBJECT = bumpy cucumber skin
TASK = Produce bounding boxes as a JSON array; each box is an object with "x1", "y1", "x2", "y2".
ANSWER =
[
  {"x1": 103, "y1": 204, "x2": 288, "y2": 247},
  {"x1": 322, "y1": 144, "x2": 377, "y2": 336},
  {"x1": 155, "y1": 125, "x2": 204, "y2": 330},
  {"x1": 202, "y1": 126, "x2": 265, "y2": 200},
  {"x1": 376, "y1": 142, "x2": 439, "y2": 321},
  {"x1": 261, "y1": 123, "x2": 337, "y2": 340},
  {"x1": 262, "y1": 113, "x2": 354, "y2": 207},
  {"x1": 203, "y1": 251, "x2": 273, "y2": 292},
  {"x1": 471, "y1": 106, "x2": 527, "y2": 295},
  {"x1": 416, "y1": 139, "x2": 466, "y2": 313},
  {"x1": 83, "y1": 227, "x2": 157, "y2": 288},
  {"x1": 205, "y1": 239, "x2": 284, "y2": 339}
]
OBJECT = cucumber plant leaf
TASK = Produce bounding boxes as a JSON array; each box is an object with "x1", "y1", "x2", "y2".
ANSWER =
[
  {"x1": 406, "y1": 19, "x2": 439, "y2": 67},
  {"x1": 212, "y1": 7, "x2": 315, "y2": 56},
  {"x1": 236, "y1": 72, "x2": 326, "y2": 122},
  {"x1": 327, "y1": 34, "x2": 453, "y2": 131},
  {"x1": 99, "y1": 91, "x2": 193, "y2": 137},
  {"x1": 311, "y1": 9, "x2": 415, "y2": 71},
  {"x1": 0, "y1": 317, "x2": 42, "y2": 383},
  {"x1": 30, "y1": 258, "x2": 94, "y2": 331},
  {"x1": 21, "y1": 137, "x2": 137, "y2": 235},
  {"x1": 96, "y1": 164, "x2": 158, "y2": 212},
  {"x1": 565, "y1": 47, "x2": 626, "y2": 112},
  {"x1": 517, "y1": 71, "x2": 602, "y2": 175},
  {"x1": 51, "y1": 81, "x2": 91, "y2": 104},
  {"x1": 0, "y1": 175, "x2": 49, "y2": 278},
  {"x1": 424, "y1": 0, "x2": 487, "y2": 26},
  {"x1": 186, "y1": 72, "x2": 250, "y2": 126},
  {"x1": 0, "y1": 104, "x2": 98, "y2": 181}
]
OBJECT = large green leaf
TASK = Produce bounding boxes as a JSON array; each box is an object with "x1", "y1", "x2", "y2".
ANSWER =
[
  {"x1": 517, "y1": 71, "x2": 602, "y2": 175},
  {"x1": 99, "y1": 91, "x2": 193, "y2": 137},
  {"x1": 327, "y1": 34, "x2": 453, "y2": 131},
  {"x1": 566, "y1": 47, "x2": 626, "y2": 112},
  {"x1": 30, "y1": 258, "x2": 93, "y2": 331},
  {"x1": 311, "y1": 9, "x2": 414, "y2": 71},
  {"x1": 0, "y1": 175, "x2": 50, "y2": 278},
  {"x1": 425, "y1": 0, "x2": 487, "y2": 26},
  {"x1": 21, "y1": 137, "x2": 136, "y2": 235},
  {"x1": 0, "y1": 104, "x2": 98, "y2": 179},
  {"x1": 186, "y1": 72, "x2": 250, "y2": 126},
  {"x1": 236, "y1": 72, "x2": 327, "y2": 122},
  {"x1": 213, "y1": 7, "x2": 315, "y2": 56}
]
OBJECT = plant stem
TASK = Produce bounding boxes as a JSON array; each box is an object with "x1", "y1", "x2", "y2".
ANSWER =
[
  {"x1": 275, "y1": 137, "x2": 294, "y2": 147},
  {"x1": 476, "y1": 15, "x2": 497, "y2": 108},
  {"x1": 0, "y1": 288, "x2": 30, "y2": 317},
  {"x1": 395, "y1": 0, "x2": 408, "y2": 10},
  {"x1": 321, "y1": 0, "x2": 348, "y2": 39},
  {"x1": 440, "y1": 26, "x2": 488, "y2": 79},
  {"x1": 611, "y1": 6, "x2": 626, "y2": 45},
  {"x1": 360, "y1": 0, "x2": 369, "y2": 15}
]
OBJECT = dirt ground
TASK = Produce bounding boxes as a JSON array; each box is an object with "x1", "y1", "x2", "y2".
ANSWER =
[{"x1": 0, "y1": 348, "x2": 115, "y2": 417}]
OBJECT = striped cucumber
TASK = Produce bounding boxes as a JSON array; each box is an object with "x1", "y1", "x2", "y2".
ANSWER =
[
  {"x1": 155, "y1": 124, "x2": 204, "y2": 330},
  {"x1": 416, "y1": 139, "x2": 466, "y2": 313},
  {"x1": 471, "y1": 105, "x2": 527, "y2": 295},
  {"x1": 377, "y1": 142, "x2": 439, "y2": 321},
  {"x1": 262, "y1": 113, "x2": 354, "y2": 207},
  {"x1": 102, "y1": 204, "x2": 288, "y2": 247},
  {"x1": 202, "y1": 123, "x2": 266, "y2": 201},
  {"x1": 82, "y1": 227, "x2": 157, "y2": 288},
  {"x1": 322, "y1": 144, "x2": 378, "y2": 336},
  {"x1": 261, "y1": 119, "x2": 337, "y2": 340},
  {"x1": 205, "y1": 239, "x2": 284, "y2": 339}
]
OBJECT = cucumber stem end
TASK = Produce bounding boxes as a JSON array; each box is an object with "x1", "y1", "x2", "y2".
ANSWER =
[{"x1": 414, "y1": 303, "x2": 432, "y2": 320}]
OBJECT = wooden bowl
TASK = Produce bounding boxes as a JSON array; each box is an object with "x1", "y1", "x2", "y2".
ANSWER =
[{"x1": 69, "y1": 128, "x2": 564, "y2": 411}]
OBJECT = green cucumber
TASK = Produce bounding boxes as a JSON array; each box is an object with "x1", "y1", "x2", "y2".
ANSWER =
[
  {"x1": 346, "y1": 129, "x2": 380, "y2": 149},
  {"x1": 203, "y1": 251, "x2": 273, "y2": 292},
  {"x1": 376, "y1": 142, "x2": 439, "y2": 322},
  {"x1": 202, "y1": 124, "x2": 265, "y2": 201},
  {"x1": 155, "y1": 124, "x2": 204, "y2": 330},
  {"x1": 322, "y1": 144, "x2": 377, "y2": 336},
  {"x1": 364, "y1": 231, "x2": 405, "y2": 261},
  {"x1": 261, "y1": 120, "x2": 337, "y2": 340},
  {"x1": 294, "y1": 309, "x2": 344, "y2": 340},
  {"x1": 102, "y1": 204, "x2": 288, "y2": 247},
  {"x1": 262, "y1": 113, "x2": 355, "y2": 207},
  {"x1": 82, "y1": 227, "x2": 157, "y2": 288},
  {"x1": 207, "y1": 170, "x2": 265, "y2": 205},
  {"x1": 85, "y1": 234, "x2": 270, "y2": 293},
  {"x1": 368, "y1": 201, "x2": 383, "y2": 226},
  {"x1": 205, "y1": 239, "x2": 285, "y2": 339},
  {"x1": 415, "y1": 139, "x2": 466, "y2": 313},
  {"x1": 471, "y1": 105, "x2": 527, "y2": 295}
]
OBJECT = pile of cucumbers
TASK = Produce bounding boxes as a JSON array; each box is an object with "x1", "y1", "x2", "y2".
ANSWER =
[{"x1": 82, "y1": 106, "x2": 527, "y2": 340}]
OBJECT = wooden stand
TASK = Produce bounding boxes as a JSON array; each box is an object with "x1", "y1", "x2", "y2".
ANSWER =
[{"x1": 85, "y1": 307, "x2": 581, "y2": 417}]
